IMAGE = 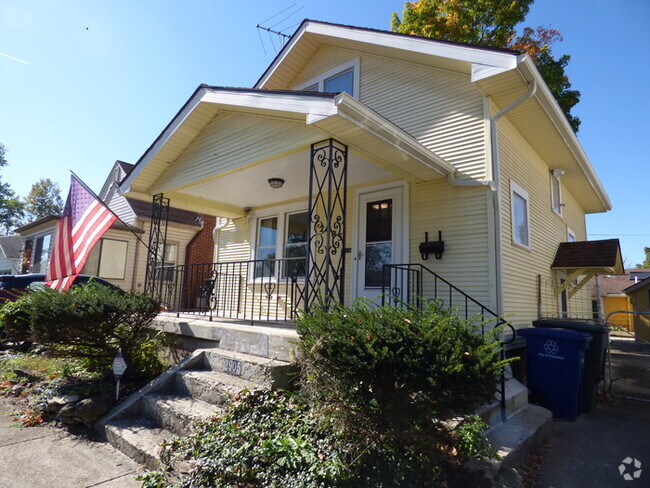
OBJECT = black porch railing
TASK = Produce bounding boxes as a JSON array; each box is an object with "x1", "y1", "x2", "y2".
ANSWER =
[
  {"x1": 154, "y1": 257, "x2": 307, "y2": 323},
  {"x1": 381, "y1": 263, "x2": 516, "y2": 422}
]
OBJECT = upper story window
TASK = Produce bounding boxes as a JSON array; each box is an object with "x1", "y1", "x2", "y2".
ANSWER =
[
  {"x1": 296, "y1": 59, "x2": 359, "y2": 98},
  {"x1": 551, "y1": 168, "x2": 565, "y2": 216},
  {"x1": 510, "y1": 180, "x2": 530, "y2": 249}
]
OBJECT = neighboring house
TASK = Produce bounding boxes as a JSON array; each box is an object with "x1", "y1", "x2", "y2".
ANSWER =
[
  {"x1": 0, "y1": 235, "x2": 24, "y2": 274},
  {"x1": 594, "y1": 269, "x2": 650, "y2": 332},
  {"x1": 119, "y1": 20, "x2": 616, "y2": 333},
  {"x1": 16, "y1": 161, "x2": 210, "y2": 292},
  {"x1": 622, "y1": 276, "x2": 650, "y2": 342}
]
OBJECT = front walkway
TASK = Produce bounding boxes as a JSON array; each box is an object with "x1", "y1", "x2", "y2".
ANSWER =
[{"x1": 0, "y1": 396, "x2": 142, "y2": 487}]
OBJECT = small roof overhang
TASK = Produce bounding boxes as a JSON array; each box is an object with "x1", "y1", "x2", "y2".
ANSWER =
[
  {"x1": 552, "y1": 239, "x2": 625, "y2": 298},
  {"x1": 623, "y1": 276, "x2": 650, "y2": 295},
  {"x1": 120, "y1": 86, "x2": 455, "y2": 217},
  {"x1": 256, "y1": 20, "x2": 611, "y2": 215}
]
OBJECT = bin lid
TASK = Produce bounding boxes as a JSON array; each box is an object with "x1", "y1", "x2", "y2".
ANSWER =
[
  {"x1": 518, "y1": 327, "x2": 593, "y2": 343},
  {"x1": 533, "y1": 319, "x2": 609, "y2": 332}
]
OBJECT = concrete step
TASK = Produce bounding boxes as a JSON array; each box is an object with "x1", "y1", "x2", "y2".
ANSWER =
[
  {"x1": 104, "y1": 417, "x2": 174, "y2": 470},
  {"x1": 142, "y1": 394, "x2": 220, "y2": 437},
  {"x1": 203, "y1": 348, "x2": 295, "y2": 389},
  {"x1": 155, "y1": 314, "x2": 299, "y2": 361},
  {"x1": 486, "y1": 403, "x2": 553, "y2": 469},
  {"x1": 175, "y1": 369, "x2": 258, "y2": 405},
  {"x1": 478, "y1": 378, "x2": 529, "y2": 427}
]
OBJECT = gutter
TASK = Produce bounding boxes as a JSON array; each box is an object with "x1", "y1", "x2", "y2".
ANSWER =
[{"x1": 489, "y1": 79, "x2": 537, "y2": 316}]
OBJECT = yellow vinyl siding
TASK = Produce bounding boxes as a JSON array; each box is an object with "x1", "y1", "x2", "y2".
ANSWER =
[
  {"x1": 409, "y1": 181, "x2": 492, "y2": 307},
  {"x1": 289, "y1": 45, "x2": 488, "y2": 180},
  {"x1": 154, "y1": 113, "x2": 322, "y2": 194},
  {"x1": 498, "y1": 115, "x2": 590, "y2": 327},
  {"x1": 132, "y1": 221, "x2": 200, "y2": 292}
]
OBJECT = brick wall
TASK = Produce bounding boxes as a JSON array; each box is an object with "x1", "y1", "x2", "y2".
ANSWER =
[{"x1": 185, "y1": 215, "x2": 215, "y2": 266}]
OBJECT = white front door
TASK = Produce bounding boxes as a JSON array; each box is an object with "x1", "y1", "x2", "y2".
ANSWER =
[{"x1": 354, "y1": 186, "x2": 405, "y2": 301}]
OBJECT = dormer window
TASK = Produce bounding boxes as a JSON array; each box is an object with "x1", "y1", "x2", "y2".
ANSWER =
[{"x1": 296, "y1": 59, "x2": 359, "y2": 97}]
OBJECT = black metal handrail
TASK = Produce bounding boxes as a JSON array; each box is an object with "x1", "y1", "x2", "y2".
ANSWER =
[
  {"x1": 381, "y1": 263, "x2": 516, "y2": 422},
  {"x1": 152, "y1": 257, "x2": 307, "y2": 323}
]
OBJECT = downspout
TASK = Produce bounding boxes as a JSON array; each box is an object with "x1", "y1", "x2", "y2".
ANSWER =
[
  {"x1": 212, "y1": 217, "x2": 230, "y2": 263},
  {"x1": 489, "y1": 79, "x2": 537, "y2": 316}
]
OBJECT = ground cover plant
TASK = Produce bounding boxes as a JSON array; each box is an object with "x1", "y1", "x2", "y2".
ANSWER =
[{"x1": 143, "y1": 299, "x2": 510, "y2": 487}]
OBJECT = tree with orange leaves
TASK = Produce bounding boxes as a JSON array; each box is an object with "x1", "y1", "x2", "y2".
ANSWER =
[{"x1": 392, "y1": 1, "x2": 581, "y2": 132}]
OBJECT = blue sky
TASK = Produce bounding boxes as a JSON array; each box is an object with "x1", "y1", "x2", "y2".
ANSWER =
[{"x1": 1, "y1": 0, "x2": 649, "y2": 265}]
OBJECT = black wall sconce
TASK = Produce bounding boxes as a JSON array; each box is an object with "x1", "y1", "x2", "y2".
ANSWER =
[{"x1": 419, "y1": 231, "x2": 444, "y2": 260}]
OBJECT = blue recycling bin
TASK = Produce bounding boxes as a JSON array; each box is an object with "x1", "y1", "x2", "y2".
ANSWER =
[{"x1": 518, "y1": 327, "x2": 592, "y2": 421}]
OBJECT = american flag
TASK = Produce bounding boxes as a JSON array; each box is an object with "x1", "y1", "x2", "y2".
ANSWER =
[{"x1": 46, "y1": 175, "x2": 117, "y2": 290}]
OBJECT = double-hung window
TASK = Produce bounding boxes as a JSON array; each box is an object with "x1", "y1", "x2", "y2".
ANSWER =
[
  {"x1": 510, "y1": 180, "x2": 530, "y2": 249},
  {"x1": 82, "y1": 238, "x2": 129, "y2": 280},
  {"x1": 254, "y1": 211, "x2": 308, "y2": 280}
]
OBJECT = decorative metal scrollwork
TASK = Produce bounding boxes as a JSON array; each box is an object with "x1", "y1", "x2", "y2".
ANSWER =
[
  {"x1": 305, "y1": 139, "x2": 348, "y2": 311},
  {"x1": 144, "y1": 193, "x2": 170, "y2": 301}
]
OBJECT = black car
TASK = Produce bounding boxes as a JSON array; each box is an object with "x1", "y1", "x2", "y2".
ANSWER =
[{"x1": 0, "y1": 273, "x2": 122, "y2": 302}]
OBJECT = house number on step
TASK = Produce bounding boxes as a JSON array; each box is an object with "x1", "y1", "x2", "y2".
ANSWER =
[{"x1": 225, "y1": 359, "x2": 243, "y2": 376}]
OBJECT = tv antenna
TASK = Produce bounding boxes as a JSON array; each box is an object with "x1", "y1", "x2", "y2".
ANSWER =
[{"x1": 256, "y1": 3, "x2": 304, "y2": 55}]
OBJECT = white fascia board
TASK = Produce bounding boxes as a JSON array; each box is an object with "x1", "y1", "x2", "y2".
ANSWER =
[
  {"x1": 333, "y1": 94, "x2": 455, "y2": 176},
  {"x1": 309, "y1": 22, "x2": 517, "y2": 69},
  {"x1": 256, "y1": 21, "x2": 518, "y2": 89},
  {"x1": 200, "y1": 89, "x2": 338, "y2": 116},
  {"x1": 120, "y1": 86, "x2": 209, "y2": 195},
  {"x1": 517, "y1": 55, "x2": 611, "y2": 212}
]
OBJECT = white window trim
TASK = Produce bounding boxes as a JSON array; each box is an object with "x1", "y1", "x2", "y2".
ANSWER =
[
  {"x1": 510, "y1": 180, "x2": 531, "y2": 250},
  {"x1": 249, "y1": 203, "x2": 309, "y2": 283},
  {"x1": 567, "y1": 228, "x2": 576, "y2": 243},
  {"x1": 294, "y1": 58, "x2": 360, "y2": 98},
  {"x1": 551, "y1": 171, "x2": 563, "y2": 216}
]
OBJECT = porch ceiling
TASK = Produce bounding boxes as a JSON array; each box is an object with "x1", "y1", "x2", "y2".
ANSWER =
[{"x1": 120, "y1": 86, "x2": 454, "y2": 217}]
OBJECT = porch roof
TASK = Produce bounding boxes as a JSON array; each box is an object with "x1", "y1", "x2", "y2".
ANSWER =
[{"x1": 120, "y1": 86, "x2": 455, "y2": 217}]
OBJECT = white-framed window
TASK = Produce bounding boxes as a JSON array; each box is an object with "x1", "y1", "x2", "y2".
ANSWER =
[
  {"x1": 510, "y1": 180, "x2": 531, "y2": 249},
  {"x1": 83, "y1": 238, "x2": 129, "y2": 280},
  {"x1": 567, "y1": 228, "x2": 576, "y2": 243},
  {"x1": 296, "y1": 59, "x2": 360, "y2": 98},
  {"x1": 32, "y1": 234, "x2": 52, "y2": 273},
  {"x1": 253, "y1": 209, "x2": 309, "y2": 280},
  {"x1": 551, "y1": 169, "x2": 564, "y2": 216}
]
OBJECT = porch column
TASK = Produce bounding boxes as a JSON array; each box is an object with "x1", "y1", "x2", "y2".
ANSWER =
[
  {"x1": 144, "y1": 193, "x2": 170, "y2": 299},
  {"x1": 305, "y1": 138, "x2": 348, "y2": 311}
]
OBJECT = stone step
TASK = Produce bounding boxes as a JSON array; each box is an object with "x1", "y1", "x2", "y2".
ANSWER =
[
  {"x1": 104, "y1": 417, "x2": 174, "y2": 470},
  {"x1": 203, "y1": 348, "x2": 295, "y2": 389},
  {"x1": 155, "y1": 315, "x2": 299, "y2": 361},
  {"x1": 141, "y1": 394, "x2": 220, "y2": 437},
  {"x1": 486, "y1": 403, "x2": 553, "y2": 469},
  {"x1": 175, "y1": 369, "x2": 258, "y2": 405},
  {"x1": 478, "y1": 378, "x2": 529, "y2": 427}
]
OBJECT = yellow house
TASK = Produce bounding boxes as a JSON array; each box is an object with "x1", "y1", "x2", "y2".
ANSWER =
[{"x1": 120, "y1": 20, "x2": 614, "y2": 336}]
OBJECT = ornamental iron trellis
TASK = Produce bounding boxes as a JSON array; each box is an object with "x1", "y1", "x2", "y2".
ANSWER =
[
  {"x1": 305, "y1": 138, "x2": 348, "y2": 311},
  {"x1": 144, "y1": 193, "x2": 170, "y2": 299}
]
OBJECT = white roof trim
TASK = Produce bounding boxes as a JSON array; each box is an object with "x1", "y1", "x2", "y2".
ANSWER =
[
  {"x1": 516, "y1": 55, "x2": 611, "y2": 211},
  {"x1": 256, "y1": 21, "x2": 518, "y2": 89}
]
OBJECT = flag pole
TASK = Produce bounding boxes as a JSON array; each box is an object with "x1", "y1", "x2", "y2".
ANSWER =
[{"x1": 70, "y1": 171, "x2": 152, "y2": 253}]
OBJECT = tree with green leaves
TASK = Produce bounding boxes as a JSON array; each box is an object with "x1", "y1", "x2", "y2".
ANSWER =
[
  {"x1": 24, "y1": 178, "x2": 64, "y2": 221},
  {"x1": 0, "y1": 144, "x2": 26, "y2": 234},
  {"x1": 391, "y1": 0, "x2": 581, "y2": 132}
]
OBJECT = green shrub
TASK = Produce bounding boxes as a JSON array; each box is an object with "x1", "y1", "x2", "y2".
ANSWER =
[
  {"x1": 0, "y1": 284, "x2": 163, "y2": 378},
  {"x1": 296, "y1": 299, "x2": 510, "y2": 483}
]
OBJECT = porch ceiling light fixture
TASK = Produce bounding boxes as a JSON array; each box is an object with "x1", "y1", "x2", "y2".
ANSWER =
[{"x1": 268, "y1": 178, "x2": 285, "y2": 189}]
